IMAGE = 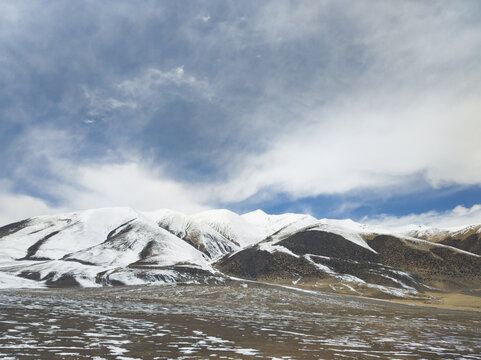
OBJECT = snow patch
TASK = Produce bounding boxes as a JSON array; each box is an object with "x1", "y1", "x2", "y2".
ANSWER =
[
  {"x1": 0, "y1": 272, "x2": 46, "y2": 289},
  {"x1": 258, "y1": 243, "x2": 299, "y2": 258}
]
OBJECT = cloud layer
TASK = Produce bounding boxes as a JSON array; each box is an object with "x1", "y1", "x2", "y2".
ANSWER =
[
  {"x1": 364, "y1": 204, "x2": 481, "y2": 230},
  {"x1": 1, "y1": 1, "x2": 481, "y2": 224}
]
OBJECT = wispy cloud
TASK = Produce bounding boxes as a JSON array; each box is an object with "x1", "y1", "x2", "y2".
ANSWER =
[
  {"x1": 56, "y1": 161, "x2": 209, "y2": 214},
  {"x1": 82, "y1": 66, "x2": 213, "y2": 122},
  {"x1": 363, "y1": 204, "x2": 481, "y2": 230},
  {"x1": 117, "y1": 66, "x2": 212, "y2": 98},
  {"x1": 214, "y1": 94, "x2": 481, "y2": 203},
  {"x1": 0, "y1": 127, "x2": 209, "y2": 225},
  {"x1": 0, "y1": 180, "x2": 66, "y2": 226},
  {"x1": 205, "y1": 1, "x2": 481, "y2": 204},
  {"x1": 0, "y1": 161, "x2": 208, "y2": 225},
  {"x1": 1, "y1": 1, "x2": 481, "y2": 223}
]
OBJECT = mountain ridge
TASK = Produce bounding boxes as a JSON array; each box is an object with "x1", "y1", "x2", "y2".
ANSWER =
[{"x1": 1, "y1": 207, "x2": 480, "y2": 303}]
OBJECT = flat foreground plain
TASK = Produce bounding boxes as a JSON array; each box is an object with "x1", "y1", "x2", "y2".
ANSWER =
[{"x1": 0, "y1": 282, "x2": 480, "y2": 359}]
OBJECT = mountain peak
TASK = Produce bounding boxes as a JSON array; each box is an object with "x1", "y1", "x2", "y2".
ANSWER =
[{"x1": 0, "y1": 207, "x2": 480, "y2": 299}]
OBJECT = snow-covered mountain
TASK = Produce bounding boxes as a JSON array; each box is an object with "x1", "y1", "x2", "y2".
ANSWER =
[
  {"x1": 0, "y1": 208, "x2": 214, "y2": 288},
  {"x1": 218, "y1": 218, "x2": 481, "y2": 298},
  {"x1": 0, "y1": 207, "x2": 314, "y2": 288},
  {"x1": 1, "y1": 207, "x2": 480, "y2": 300}
]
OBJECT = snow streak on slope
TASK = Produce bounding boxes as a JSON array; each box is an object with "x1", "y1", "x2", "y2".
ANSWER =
[
  {"x1": 314, "y1": 219, "x2": 376, "y2": 252},
  {"x1": 0, "y1": 207, "x2": 142, "y2": 264},
  {"x1": 217, "y1": 215, "x2": 481, "y2": 299},
  {"x1": 0, "y1": 272, "x2": 46, "y2": 289},
  {"x1": 63, "y1": 219, "x2": 211, "y2": 269},
  {"x1": 0, "y1": 207, "x2": 323, "y2": 289},
  {"x1": 241, "y1": 209, "x2": 318, "y2": 240},
  {"x1": 0, "y1": 208, "x2": 217, "y2": 288},
  {"x1": 146, "y1": 209, "x2": 238, "y2": 260},
  {"x1": 250, "y1": 217, "x2": 376, "y2": 253},
  {"x1": 1, "y1": 206, "x2": 481, "y2": 291},
  {"x1": 192, "y1": 209, "x2": 268, "y2": 246}
]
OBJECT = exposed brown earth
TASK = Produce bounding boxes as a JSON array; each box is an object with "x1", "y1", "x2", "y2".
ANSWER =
[
  {"x1": 439, "y1": 233, "x2": 481, "y2": 255},
  {"x1": 216, "y1": 246, "x2": 326, "y2": 281},
  {"x1": 367, "y1": 235, "x2": 481, "y2": 286},
  {"x1": 409, "y1": 225, "x2": 481, "y2": 255},
  {"x1": 389, "y1": 291, "x2": 481, "y2": 312},
  {"x1": 216, "y1": 230, "x2": 481, "y2": 303}
]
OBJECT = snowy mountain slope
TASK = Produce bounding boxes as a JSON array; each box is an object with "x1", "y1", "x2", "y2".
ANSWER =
[
  {"x1": 246, "y1": 218, "x2": 377, "y2": 255},
  {"x1": 189, "y1": 208, "x2": 315, "y2": 247},
  {"x1": 0, "y1": 271, "x2": 47, "y2": 289},
  {"x1": 394, "y1": 224, "x2": 481, "y2": 255},
  {"x1": 2, "y1": 259, "x2": 105, "y2": 288},
  {"x1": 1, "y1": 207, "x2": 481, "y2": 297},
  {"x1": 0, "y1": 207, "x2": 319, "y2": 288},
  {"x1": 62, "y1": 218, "x2": 211, "y2": 269},
  {"x1": 216, "y1": 218, "x2": 481, "y2": 298},
  {"x1": 0, "y1": 208, "x2": 219, "y2": 288},
  {"x1": 395, "y1": 225, "x2": 450, "y2": 241},
  {"x1": 241, "y1": 209, "x2": 318, "y2": 239},
  {"x1": 0, "y1": 207, "x2": 142, "y2": 264},
  {"x1": 145, "y1": 209, "x2": 238, "y2": 260},
  {"x1": 191, "y1": 209, "x2": 269, "y2": 247},
  {"x1": 307, "y1": 219, "x2": 376, "y2": 252}
]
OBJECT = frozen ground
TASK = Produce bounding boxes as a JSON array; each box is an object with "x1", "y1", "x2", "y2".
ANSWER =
[{"x1": 0, "y1": 283, "x2": 480, "y2": 359}]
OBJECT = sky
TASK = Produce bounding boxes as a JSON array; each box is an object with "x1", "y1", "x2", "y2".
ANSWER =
[{"x1": 1, "y1": 0, "x2": 481, "y2": 227}]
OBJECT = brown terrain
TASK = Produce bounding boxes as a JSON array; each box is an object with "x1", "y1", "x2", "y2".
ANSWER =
[
  {"x1": 216, "y1": 229, "x2": 481, "y2": 311},
  {"x1": 1, "y1": 213, "x2": 481, "y2": 359},
  {"x1": 1, "y1": 283, "x2": 480, "y2": 359}
]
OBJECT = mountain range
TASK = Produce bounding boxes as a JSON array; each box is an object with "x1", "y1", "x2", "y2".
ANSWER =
[{"x1": 1, "y1": 207, "x2": 480, "y2": 301}]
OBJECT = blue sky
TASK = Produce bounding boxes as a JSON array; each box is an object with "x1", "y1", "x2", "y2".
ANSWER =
[{"x1": 1, "y1": 1, "x2": 481, "y2": 226}]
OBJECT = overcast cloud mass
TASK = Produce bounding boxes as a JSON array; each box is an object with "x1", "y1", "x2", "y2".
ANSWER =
[{"x1": 1, "y1": 0, "x2": 481, "y2": 226}]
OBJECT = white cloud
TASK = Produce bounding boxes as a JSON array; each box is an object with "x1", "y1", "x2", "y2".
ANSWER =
[
  {"x1": 56, "y1": 162, "x2": 209, "y2": 215},
  {"x1": 0, "y1": 128, "x2": 209, "y2": 225},
  {"x1": 214, "y1": 93, "x2": 481, "y2": 203},
  {"x1": 117, "y1": 66, "x2": 212, "y2": 98},
  {"x1": 206, "y1": 2, "x2": 481, "y2": 203},
  {"x1": 3, "y1": 127, "x2": 481, "y2": 229},
  {"x1": 0, "y1": 189, "x2": 64, "y2": 226},
  {"x1": 81, "y1": 66, "x2": 214, "y2": 125},
  {"x1": 0, "y1": 161, "x2": 209, "y2": 226},
  {"x1": 106, "y1": 97, "x2": 137, "y2": 110},
  {"x1": 2, "y1": 2, "x2": 481, "y2": 225},
  {"x1": 82, "y1": 86, "x2": 137, "y2": 118},
  {"x1": 363, "y1": 204, "x2": 481, "y2": 230}
]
